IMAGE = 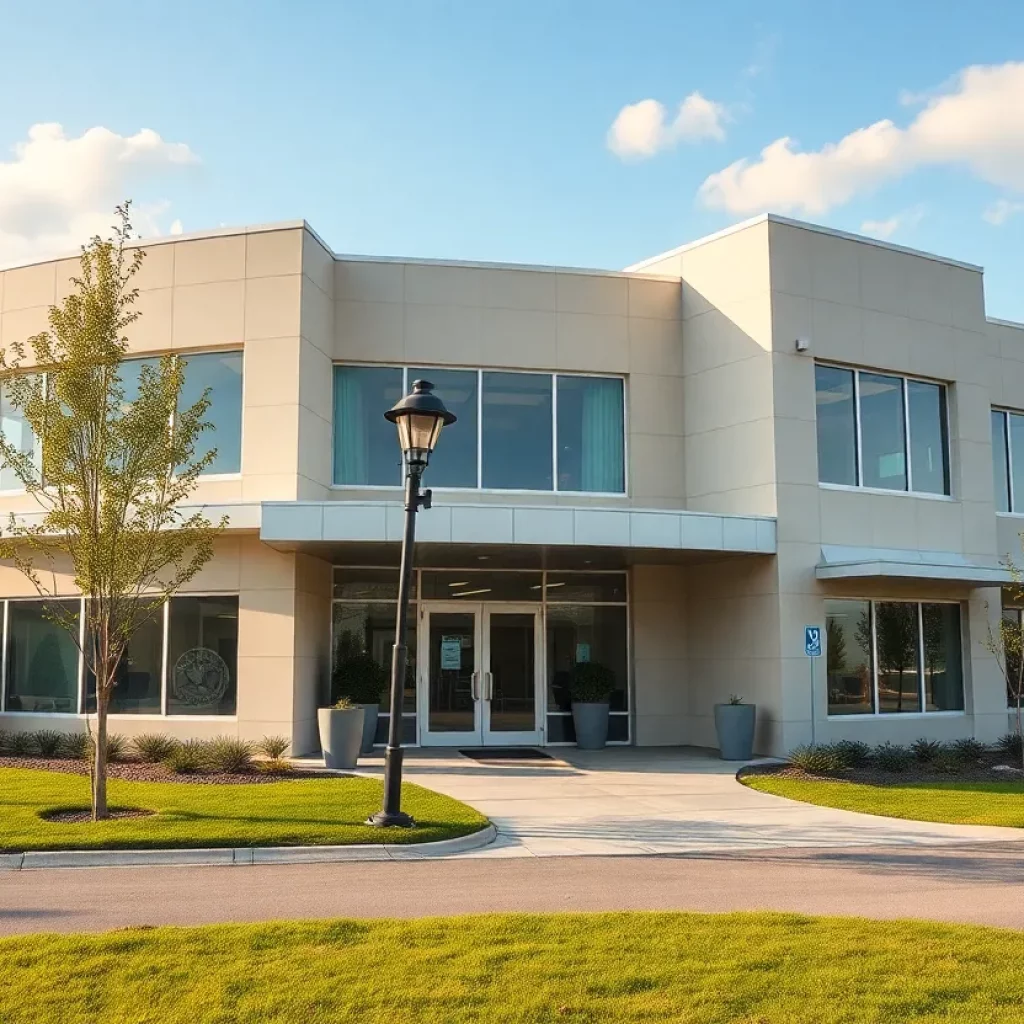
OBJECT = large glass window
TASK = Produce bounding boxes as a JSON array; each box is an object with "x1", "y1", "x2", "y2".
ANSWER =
[
  {"x1": 166, "y1": 596, "x2": 238, "y2": 716},
  {"x1": 992, "y1": 410, "x2": 1011, "y2": 513},
  {"x1": 5, "y1": 601, "x2": 80, "y2": 713},
  {"x1": 333, "y1": 366, "x2": 404, "y2": 485},
  {"x1": 481, "y1": 372, "x2": 553, "y2": 490},
  {"x1": 409, "y1": 368, "x2": 478, "y2": 488},
  {"x1": 556, "y1": 375, "x2": 625, "y2": 493},
  {"x1": 814, "y1": 364, "x2": 949, "y2": 495},
  {"x1": 179, "y1": 352, "x2": 243, "y2": 475},
  {"x1": 815, "y1": 365, "x2": 857, "y2": 487},
  {"x1": 0, "y1": 377, "x2": 41, "y2": 492},
  {"x1": 825, "y1": 600, "x2": 874, "y2": 715},
  {"x1": 1001, "y1": 604, "x2": 1024, "y2": 708},
  {"x1": 859, "y1": 372, "x2": 907, "y2": 491},
  {"x1": 85, "y1": 611, "x2": 164, "y2": 714},
  {"x1": 332, "y1": 366, "x2": 625, "y2": 494},
  {"x1": 546, "y1": 605, "x2": 628, "y2": 714},
  {"x1": 991, "y1": 408, "x2": 1024, "y2": 514},
  {"x1": 826, "y1": 600, "x2": 962, "y2": 717},
  {"x1": 332, "y1": 602, "x2": 415, "y2": 712}
]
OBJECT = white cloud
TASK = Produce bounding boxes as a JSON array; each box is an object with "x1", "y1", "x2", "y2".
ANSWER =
[
  {"x1": 699, "y1": 62, "x2": 1024, "y2": 215},
  {"x1": 608, "y1": 92, "x2": 727, "y2": 159},
  {"x1": 169, "y1": 219, "x2": 184, "y2": 236},
  {"x1": 0, "y1": 123, "x2": 198, "y2": 264},
  {"x1": 982, "y1": 198, "x2": 1024, "y2": 225},
  {"x1": 860, "y1": 205, "x2": 926, "y2": 239}
]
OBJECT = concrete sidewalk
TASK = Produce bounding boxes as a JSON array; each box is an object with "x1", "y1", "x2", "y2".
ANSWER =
[{"x1": 353, "y1": 746, "x2": 1024, "y2": 857}]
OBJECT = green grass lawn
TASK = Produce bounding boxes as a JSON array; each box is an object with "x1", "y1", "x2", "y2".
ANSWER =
[
  {"x1": 0, "y1": 767, "x2": 487, "y2": 851},
  {"x1": 744, "y1": 774, "x2": 1024, "y2": 827},
  {"x1": 2, "y1": 913, "x2": 1023, "y2": 1023}
]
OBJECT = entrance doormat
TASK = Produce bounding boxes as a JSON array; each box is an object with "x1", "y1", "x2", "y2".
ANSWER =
[{"x1": 459, "y1": 748, "x2": 556, "y2": 762}]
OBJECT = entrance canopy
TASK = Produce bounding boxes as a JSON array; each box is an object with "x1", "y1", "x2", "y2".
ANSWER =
[
  {"x1": 816, "y1": 545, "x2": 1011, "y2": 586},
  {"x1": 260, "y1": 500, "x2": 776, "y2": 564}
]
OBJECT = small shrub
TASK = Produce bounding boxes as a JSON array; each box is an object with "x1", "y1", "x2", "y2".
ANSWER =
[
  {"x1": 256, "y1": 735, "x2": 290, "y2": 759},
  {"x1": 930, "y1": 749, "x2": 962, "y2": 774},
  {"x1": 788, "y1": 744, "x2": 845, "y2": 773},
  {"x1": 105, "y1": 733, "x2": 130, "y2": 763},
  {"x1": 995, "y1": 732, "x2": 1023, "y2": 761},
  {"x1": 951, "y1": 737, "x2": 986, "y2": 764},
  {"x1": 205, "y1": 737, "x2": 255, "y2": 774},
  {"x1": 61, "y1": 732, "x2": 90, "y2": 760},
  {"x1": 131, "y1": 734, "x2": 179, "y2": 763},
  {"x1": 569, "y1": 662, "x2": 618, "y2": 704},
  {"x1": 33, "y1": 730, "x2": 64, "y2": 758},
  {"x1": 163, "y1": 739, "x2": 210, "y2": 774},
  {"x1": 830, "y1": 739, "x2": 871, "y2": 769},
  {"x1": 0, "y1": 730, "x2": 11, "y2": 754},
  {"x1": 332, "y1": 650, "x2": 388, "y2": 706},
  {"x1": 873, "y1": 743, "x2": 913, "y2": 773},
  {"x1": 9, "y1": 732, "x2": 34, "y2": 756},
  {"x1": 255, "y1": 757, "x2": 295, "y2": 775},
  {"x1": 911, "y1": 737, "x2": 944, "y2": 763},
  {"x1": 331, "y1": 696, "x2": 358, "y2": 710}
]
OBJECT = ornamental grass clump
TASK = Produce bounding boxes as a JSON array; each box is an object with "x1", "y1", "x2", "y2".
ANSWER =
[
  {"x1": 256, "y1": 735, "x2": 290, "y2": 759},
  {"x1": 60, "y1": 732, "x2": 90, "y2": 760},
  {"x1": 911, "y1": 737, "x2": 944, "y2": 763},
  {"x1": 873, "y1": 742, "x2": 913, "y2": 773},
  {"x1": 951, "y1": 737, "x2": 986, "y2": 765},
  {"x1": 788, "y1": 744, "x2": 846, "y2": 774},
  {"x1": 205, "y1": 737, "x2": 255, "y2": 774},
  {"x1": 9, "y1": 732, "x2": 34, "y2": 756},
  {"x1": 163, "y1": 739, "x2": 210, "y2": 775},
  {"x1": 829, "y1": 739, "x2": 871, "y2": 769},
  {"x1": 130, "y1": 734, "x2": 179, "y2": 763},
  {"x1": 995, "y1": 732, "x2": 1023, "y2": 761},
  {"x1": 33, "y1": 730, "x2": 64, "y2": 758},
  {"x1": 255, "y1": 758, "x2": 295, "y2": 775}
]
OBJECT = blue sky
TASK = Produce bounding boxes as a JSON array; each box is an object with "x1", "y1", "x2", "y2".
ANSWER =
[{"x1": 1, "y1": 1, "x2": 1022, "y2": 317}]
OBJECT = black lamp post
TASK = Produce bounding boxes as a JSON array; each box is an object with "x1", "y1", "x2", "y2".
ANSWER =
[{"x1": 368, "y1": 379, "x2": 456, "y2": 828}]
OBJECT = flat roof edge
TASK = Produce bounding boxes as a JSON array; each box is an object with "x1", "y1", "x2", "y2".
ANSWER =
[{"x1": 988, "y1": 316, "x2": 1024, "y2": 331}]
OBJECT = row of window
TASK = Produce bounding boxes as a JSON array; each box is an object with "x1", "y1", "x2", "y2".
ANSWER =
[
  {"x1": 0, "y1": 351, "x2": 243, "y2": 490},
  {"x1": 1, "y1": 596, "x2": 239, "y2": 716},
  {"x1": 825, "y1": 600, "x2": 963, "y2": 716},
  {"x1": 333, "y1": 366, "x2": 626, "y2": 493},
  {"x1": 815, "y1": 365, "x2": 950, "y2": 495}
]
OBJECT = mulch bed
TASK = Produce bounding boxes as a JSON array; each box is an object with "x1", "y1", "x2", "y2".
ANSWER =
[
  {"x1": 40, "y1": 807, "x2": 156, "y2": 824},
  {"x1": 0, "y1": 756, "x2": 330, "y2": 785},
  {"x1": 741, "y1": 754, "x2": 1024, "y2": 787}
]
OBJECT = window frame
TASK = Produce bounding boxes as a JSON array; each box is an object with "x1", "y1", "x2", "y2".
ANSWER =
[
  {"x1": 825, "y1": 597, "x2": 966, "y2": 719},
  {"x1": 991, "y1": 407, "x2": 1024, "y2": 515},
  {"x1": 0, "y1": 348, "x2": 245, "y2": 494},
  {"x1": 330, "y1": 363, "x2": 629, "y2": 496},
  {"x1": 0, "y1": 592, "x2": 239, "y2": 720},
  {"x1": 815, "y1": 363, "x2": 952, "y2": 499}
]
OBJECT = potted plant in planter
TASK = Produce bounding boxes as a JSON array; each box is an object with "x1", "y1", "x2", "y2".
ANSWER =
[
  {"x1": 332, "y1": 634, "x2": 388, "y2": 755},
  {"x1": 317, "y1": 697, "x2": 365, "y2": 770},
  {"x1": 714, "y1": 694, "x2": 756, "y2": 760},
  {"x1": 570, "y1": 662, "x2": 617, "y2": 750}
]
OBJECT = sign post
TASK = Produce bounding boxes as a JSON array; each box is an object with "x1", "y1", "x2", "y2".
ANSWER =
[{"x1": 804, "y1": 626, "x2": 822, "y2": 746}]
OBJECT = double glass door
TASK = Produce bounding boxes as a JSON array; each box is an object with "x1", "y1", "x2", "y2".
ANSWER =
[{"x1": 420, "y1": 603, "x2": 542, "y2": 746}]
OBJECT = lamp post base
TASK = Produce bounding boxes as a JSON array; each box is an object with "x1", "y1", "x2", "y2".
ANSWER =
[{"x1": 367, "y1": 810, "x2": 416, "y2": 828}]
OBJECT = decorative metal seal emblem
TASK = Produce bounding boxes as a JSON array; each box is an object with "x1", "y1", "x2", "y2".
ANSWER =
[{"x1": 172, "y1": 647, "x2": 230, "y2": 706}]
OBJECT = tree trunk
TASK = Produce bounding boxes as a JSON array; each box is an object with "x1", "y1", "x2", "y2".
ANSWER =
[
  {"x1": 1017, "y1": 698, "x2": 1023, "y2": 773},
  {"x1": 92, "y1": 692, "x2": 109, "y2": 821}
]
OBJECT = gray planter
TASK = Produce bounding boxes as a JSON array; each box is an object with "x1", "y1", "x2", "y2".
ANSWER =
[
  {"x1": 358, "y1": 703, "x2": 380, "y2": 754},
  {"x1": 318, "y1": 706, "x2": 365, "y2": 770},
  {"x1": 572, "y1": 702, "x2": 610, "y2": 750},
  {"x1": 714, "y1": 703, "x2": 756, "y2": 760}
]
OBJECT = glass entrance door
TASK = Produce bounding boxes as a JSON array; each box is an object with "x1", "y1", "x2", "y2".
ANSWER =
[{"x1": 420, "y1": 604, "x2": 542, "y2": 746}]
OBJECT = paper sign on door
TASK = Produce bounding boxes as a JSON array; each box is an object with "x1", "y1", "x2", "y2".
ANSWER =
[{"x1": 440, "y1": 636, "x2": 462, "y2": 670}]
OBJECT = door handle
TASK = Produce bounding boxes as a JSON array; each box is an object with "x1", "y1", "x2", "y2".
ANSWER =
[
  {"x1": 484, "y1": 672, "x2": 494, "y2": 701},
  {"x1": 470, "y1": 671, "x2": 480, "y2": 701}
]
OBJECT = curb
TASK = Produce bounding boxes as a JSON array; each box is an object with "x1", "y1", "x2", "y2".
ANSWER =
[{"x1": 0, "y1": 824, "x2": 498, "y2": 870}]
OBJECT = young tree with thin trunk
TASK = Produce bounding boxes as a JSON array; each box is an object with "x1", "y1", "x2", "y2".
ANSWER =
[
  {"x1": 984, "y1": 588, "x2": 1024, "y2": 772},
  {"x1": 0, "y1": 205, "x2": 225, "y2": 819}
]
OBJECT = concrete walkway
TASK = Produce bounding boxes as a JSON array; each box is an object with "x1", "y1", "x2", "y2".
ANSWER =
[{"x1": 355, "y1": 746, "x2": 1024, "y2": 857}]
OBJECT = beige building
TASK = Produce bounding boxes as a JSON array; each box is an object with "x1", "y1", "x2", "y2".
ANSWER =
[{"x1": 0, "y1": 214, "x2": 1020, "y2": 755}]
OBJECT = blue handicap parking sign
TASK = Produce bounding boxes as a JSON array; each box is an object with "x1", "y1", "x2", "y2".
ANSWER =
[{"x1": 804, "y1": 626, "x2": 822, "y2": 658}]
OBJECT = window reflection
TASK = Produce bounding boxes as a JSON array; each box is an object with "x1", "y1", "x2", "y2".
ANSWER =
[{"x1": 482, "y1": 372, "x2": 553, "y2": 490}]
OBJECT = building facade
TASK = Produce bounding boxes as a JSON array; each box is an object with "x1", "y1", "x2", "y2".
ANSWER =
[{"x1": 0, "y1": 214, "x2": 1020, "y2": 755}]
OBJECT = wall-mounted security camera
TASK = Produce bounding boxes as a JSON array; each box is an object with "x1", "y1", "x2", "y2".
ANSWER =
[{"x1": 795, "y1": 337, "x2": 810, "y2": 353}]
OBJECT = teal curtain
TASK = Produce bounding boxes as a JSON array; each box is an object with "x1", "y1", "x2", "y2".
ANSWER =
[
  {"x1": 333, "y1": 369, "x2": 367, "y2": 484},
  {"x1": 581, "y1": 378, "x2": 624, "y2": 492}
]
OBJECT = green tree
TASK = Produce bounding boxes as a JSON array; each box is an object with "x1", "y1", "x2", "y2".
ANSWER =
[
  {"x1": 983, "y1": 574, "x2": 1024, "y2": 771},
  {"x1": 0, "y1": 205, "x2": 225, "y2": 819}
]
